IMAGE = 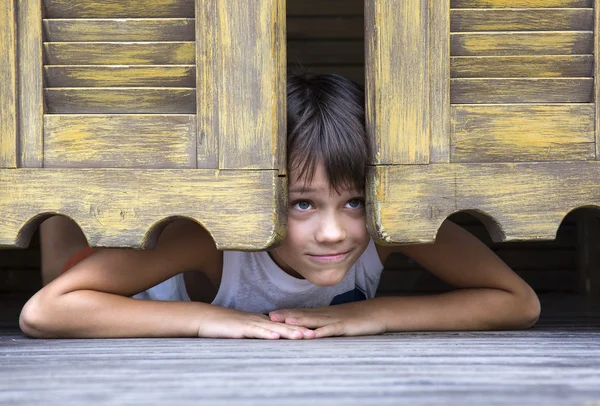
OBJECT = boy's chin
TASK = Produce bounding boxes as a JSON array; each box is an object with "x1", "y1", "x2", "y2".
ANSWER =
[{"x1": 302, "y1": 267, "x2": 349, "y2": 287}]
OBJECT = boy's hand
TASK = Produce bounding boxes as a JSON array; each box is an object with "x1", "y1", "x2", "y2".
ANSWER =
[
  {"x1": 198, "y1": 306, "x2": 315, "y2": 339},
  {"x1": 269, "y1": 301, "x2": 386, "y2": 338}
]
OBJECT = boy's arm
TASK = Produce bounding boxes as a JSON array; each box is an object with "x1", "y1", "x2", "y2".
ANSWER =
[
  {"x1": 270, "y1": 219, "x2": 541, "y2": 336},
  {"x1": 20, "y1": 220, "x2": 311, "y2": 339}
]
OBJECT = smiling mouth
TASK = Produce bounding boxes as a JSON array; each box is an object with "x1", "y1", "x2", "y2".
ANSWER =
[{"x1": 308, "y1": 250, "x2": 350, "y2": 262}]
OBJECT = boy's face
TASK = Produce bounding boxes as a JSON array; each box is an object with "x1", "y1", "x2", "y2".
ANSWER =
[{"x1": 269, "y1": 162, "x2": 370, "y2": 286}]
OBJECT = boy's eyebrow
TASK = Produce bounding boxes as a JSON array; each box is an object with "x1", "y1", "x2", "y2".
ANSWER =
[{"x1": 289, "y1": 186, "x2": 319, "y2": 194}]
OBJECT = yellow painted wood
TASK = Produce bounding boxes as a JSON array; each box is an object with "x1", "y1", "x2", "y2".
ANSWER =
[
  {"x1": 367, "y1": 163, "x2": 600, "y2": 244},
  {"x1": 450, "y1": 78, "x2": 594, "y2": 103},
  {"x1": 45, "y1": 0, "x2": 194, "y2": 18},
  {"x1": 451, "y1": 0, "x2": 591, "y2": 7},
  {"x1": 451, "y1": 9, "x2": 593, "y2": 32},
  {"x1": 451, "y1": 104, "x2": 595, "y2": 162},
  {"x1": 451, "y1": 56, "x2": 593, "y2": 78},
  {"x1": 430, "y1": 0, "x2": 451, "y2": 163},
  {"x1": 196, "y1": 0, "x2": 286, "y2": 170},
  {"x1": 18, "y1": 0, "x2": 43, "y2": 168},
  {"x1": 0, "y1": 169, "x2": 285, "y2": 250},
  {"x1": 44, "y1": 65, "x2": 195, "y2": 87},
  {"x1": 44, "y1": 115, "x2": 196, "y2": 168},
  {"x1": 43, "y1": 19, "x2": 195, "y2": 42},
  {"x1": 451, "y1": 32, "x2": 593, "y2": 56},
  {"x1": 365, "y1": 0, "x2": 430, "y2": 165},
  {"x1": 44, "y1": 88, "x2": 196, "y2": 114},
  {"x1": 595, "y1": 0, "x2": 600, "y2": 159},
  {"x1": 44, "y1": 42, "x2": 195, "y2": 65},
  {"x1": 0, "y1": 0, "x2": 17, "y2": 168}
]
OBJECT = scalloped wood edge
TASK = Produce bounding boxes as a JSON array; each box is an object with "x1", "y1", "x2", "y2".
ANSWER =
[
  {"x1": 0, "y1": 169, "x2": 286, "y2": 250},
  {"x1": 367, "y1": 163, "x2": 600, "y2": 244}
]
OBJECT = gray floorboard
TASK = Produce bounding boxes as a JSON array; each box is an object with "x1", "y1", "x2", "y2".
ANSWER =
[{"x1": 1, "y1": 294, "x2": 600, "y2": 405}]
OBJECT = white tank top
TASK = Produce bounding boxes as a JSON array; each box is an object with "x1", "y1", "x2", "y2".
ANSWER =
[{"x1": 133, "y1": 239, "x2": 384, "y2": 314}]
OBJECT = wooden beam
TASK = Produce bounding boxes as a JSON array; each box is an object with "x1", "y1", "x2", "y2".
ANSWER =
[{"x1": 0, "y1": 0, "x2": 17, "y2": 168}]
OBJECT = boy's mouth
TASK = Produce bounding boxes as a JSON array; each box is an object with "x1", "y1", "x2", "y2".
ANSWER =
[{"x1": 307, "y1": 250, "x2": 350, "y2": 263}]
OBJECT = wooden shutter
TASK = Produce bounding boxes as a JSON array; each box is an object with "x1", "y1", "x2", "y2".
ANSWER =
[
  {"x1": 0, "y1": 0, "x2": 286, "y2": 250},
  {"x1": 366, "y1": 0, "x2": 600, "y2": 244}
]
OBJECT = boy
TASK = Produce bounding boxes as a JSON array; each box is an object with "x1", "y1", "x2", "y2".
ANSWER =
[{"x1": 20, "y1": 74, "x2": 541, "y2": 339}]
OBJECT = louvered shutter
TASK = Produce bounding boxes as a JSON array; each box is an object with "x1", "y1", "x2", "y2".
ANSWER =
[
  {"x1": 0, "y1": 0, "x2": 286, "y2": 250},
  {"x1": 366, "y1": 0, "x2": 600, "y2": 243}
]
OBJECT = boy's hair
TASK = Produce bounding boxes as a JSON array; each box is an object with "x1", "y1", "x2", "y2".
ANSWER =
[{"x1": 287, "y1": 73, "x2": 370, "y2": 193}]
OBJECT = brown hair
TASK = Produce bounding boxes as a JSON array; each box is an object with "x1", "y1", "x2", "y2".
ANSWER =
[{"x1": 287, "y1": 73, "x2": 371, "y2": 193}]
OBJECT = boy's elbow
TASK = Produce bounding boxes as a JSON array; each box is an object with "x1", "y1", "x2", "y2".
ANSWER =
[
  {"x1": 20, "y1": 291, "x2": 59, "y2": 338},
  {"x1": 511, "y1": 289, "x2": 541, "y2": 329}
]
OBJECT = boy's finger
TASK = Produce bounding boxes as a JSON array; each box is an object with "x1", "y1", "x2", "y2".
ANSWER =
[
  {"x1": 246, "y1": 325, "x2": 280, "y2": 340},
  {"x1": 261, "y1": 321, "x2": 309, "y2": 340},
  {"x1": 285, "y1": 315, "x2": 330, "y2": 329},
  {"x1": 314, "y1": 322, "x2": 344, "y2": 339}
]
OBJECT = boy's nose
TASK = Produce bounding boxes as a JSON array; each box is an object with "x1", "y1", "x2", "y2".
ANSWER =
[{"x1": 315, "y1": 215, "x2": 346, "y2": 243}]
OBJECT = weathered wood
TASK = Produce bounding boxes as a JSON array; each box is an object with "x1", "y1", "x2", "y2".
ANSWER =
[
  {"x1": 365, "y1": 0, "x2": 430, "y2": 165},
  {"x1": 43, "y1": 115, "x2": 196, "y2": 168},
  {"x1": 197, "y1": 0, "x2": 286, "y2": 170},
  {"x1": 451, "y1": 56, "x2": 593, "y2": 78},
  {"x1": 451, "y1": 32, "x2": 593, "y2": 56},
  {"x1": 451, "y1": 9, "x2": 593, "y2": 32},
  {"x1": 287, "y1": 17, "x2": 363, "y2": 40},
  {"x1": 450, "y1": 78, "x2": 594, "y2": 104},
  {"x1": 430, "y1": 0, "x2": 451, "y2": 164},
  {"x1": 451, "y1": 0, "x2": 592, "y2": 7},
  {"x1": 367, "y1": 163, "x2": 600, "y2": 244},
  {"x1": 44, "y1": 0, "x2": 194, "y2": 18},
  {"x1": 44, "y1": 88, "x2": 196, "y2": 114},
  {"x1": 44, "y1": 65, "x2": 196, "y2": 87},
  {"x1": 18, "y1": 0, "x2": 43, "y2": 168},
  {"x1": 287, "y1": 0, "x2": 364, "y2": 16},
  {"x1": 451, "y1": 104, "x2": 595, "y2": 162},
  {"x1": 0, "y1": 169, "x2": 285, "y2": 250},
  {"x1": 44, "y1": 42, "x2": 195, "y2": 65},
  {"x1": 43, "y1": 19, "x2": 195, "y2": 42},
  {"x1": 0, "y1": 0, "x2": 17, "y2": 168},
  {"x1": 288, "y1": 41, "x2": 364, "y2": 65}
]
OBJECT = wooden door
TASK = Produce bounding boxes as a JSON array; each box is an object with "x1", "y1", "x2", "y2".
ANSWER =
[
  {"x1": 366, "y1": 0, "x2": 600, "y2": 244},
  {"x1": 0, "y1": 0, "x2": 286, "y2": 250}
]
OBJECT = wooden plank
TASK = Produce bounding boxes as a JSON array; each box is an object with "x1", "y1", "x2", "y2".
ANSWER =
[
  {"x1": 43, "y1": 115, "x2": 196, "y2": 168},
  {"x1": 18, "y1": 0, "x2": 43, "y2": 168},
  {"x1": 450, "y1": 78, "x2": 593, "y2": 103},
  {"x1": 367, "y1": 162, "x2": 600, "y2": 244},
  {"x1": 451, "y1": 56, "x2": 594, "y2": 78},
  {"x1": 43, "y1": 19, "x2": 195, "y2": 42},
  {"x1": 197, "y1": 0, "x2": 286, "y2": 170},
  {"x1": 451, "y1": 0, "x2": 592, "y2": 7},
  {"x1": 44, "y1": 65, "x2": 195, "y2": 87},
  {"x1": 44, "y1": 0, "x2": 194, "y2": 18},
  {"x1": 44, "y1": 42, "x2": 195, "y2": 65},
  {"x1": 0, "y1": 0, "x2": 17, "y2": 168},
  {"x1": 0, "y1": 169, "x2": 284, "y2": 250},
  {"x1": 44, "y1": 88, "x2": 196, "y2": 114},
  {"x1": 287, "y1": 17, "x2": 363, "y2": 40},
  {"x1": 451, "y1": 32, "x2": 593, "y2": 56},
  {"x1": 288, "y1": 41, "x2": 364, "y2": 65},
  {"x1": 365, "y1": 0, "x2": 430, "y2": 165},
  {"x1": 451, "y1": 9, "x2": 593, "y2": 32},
  {"x1": 430, "y1": 0, "x2": 451, "y2": 163},
  {"x1": 287, "y1": 0, "x2": 364, "y2": 16},
  {"x1": 451, "y1": 104, "x2": 595, "y2": 162}
]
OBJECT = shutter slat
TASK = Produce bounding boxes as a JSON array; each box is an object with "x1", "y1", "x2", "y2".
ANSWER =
[
  {"x1": 451, "y1": 9, "x2": 593, "y2": 32},
  {"x1": 451, "y1": 55, "x2": 593, "y2": 77},
  {"x1": 44, "y1": 88, "x2": 196, "y2": 114},
  {"x1": 43, "y1": 19, "x2": 195, "y2": 42},
  {"x1": 451, "y1": 32, "x2": 593, "y2": 56},
  {"x1": 43, "y1": 115, "x2": 196, "y2": 168},
  {"x1": 44, "y1": 65, "x2": 195, "y2": 87},
  {"x1": 450, "y1": 78, "x2": 593, "y2": 103},
  {"x1": 44, "y1": 42, "x2": 195, "y2": 65},
  {"x1": 44, "y1": 0, "x2": 194, "y2": 18},
  {"x1": 451, "y1": 104, "x2": 595, "y2": 162},
  {"x1": 451, "y1": 0, "x2": 592, "y2": 7}
]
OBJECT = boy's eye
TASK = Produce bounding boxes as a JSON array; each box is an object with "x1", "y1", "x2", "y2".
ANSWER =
[
  {"x1": 345, "y1": 199, "x2": 364, "y2": 209},
  {"x1": 293, "y1": 200, "x2": 313, "y2": 211}
]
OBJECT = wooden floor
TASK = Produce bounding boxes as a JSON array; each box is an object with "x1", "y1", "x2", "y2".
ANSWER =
[{"x1": 1, "y1": 294, "x2": 600, "y2": 406}]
